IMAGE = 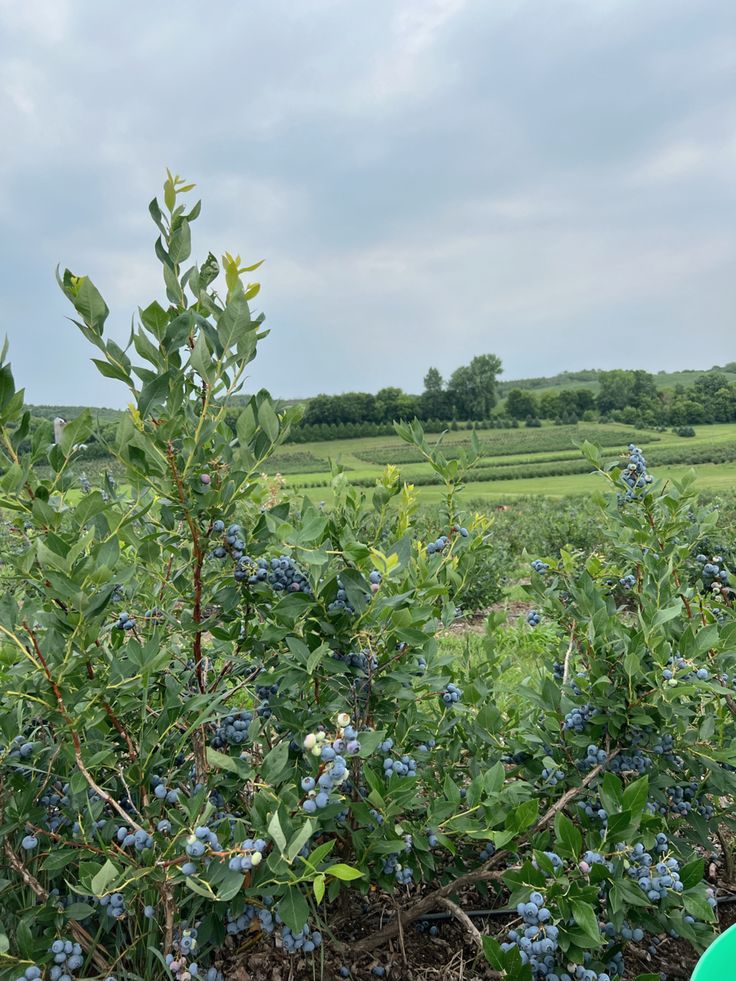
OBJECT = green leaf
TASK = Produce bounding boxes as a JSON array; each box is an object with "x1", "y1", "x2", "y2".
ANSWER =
[
  {"x1": 0, "y1": 363, "x2": 15, "y2": 411},
  {"x1": 64, "y1": 902, "x2": 95, "y2": 921},
  {"x1": 287, "y1": 820, "x2": 315, "y2": 862},
  {"x1": 278, "y1": 886, "x2": 309, "y2": 933},
  {"x1": 482, "y1": 935, "x2": 505, "y2": 969},
  {"x1": 90, "y1": 859, "x2": 119, "y2": 896},
  {"x1": 139, "y1": 371, "x2": 171, "y2": 418},
  {"x1": 140, "y1": 300, "x2": 169, "y2": 338},
  {"x1": 307, "y1": 643, "x2": 329, "y2": 674},
  {"x1": 72, "y1": 276, "x2": 109, "y2": 334},
  {"x1": 258, "y1": 400, "x2": 279, "y2": 443},
  {"x1": 261, "y1": 740, "x2": 290, "y2": 782},
  {"x1": 324, "y1": 863, "x2": 364, "y2": 881},
  {"x1": 268, "y1": 812, "x2": 287, "y2": 855},
  {"x1": 169, "y1": 218, "x2": 191, "y2": 264},
  {"x1": 683, "y1": 890, "x2": 717, "y2": 923},
  {"x1": 313, "y1": 874, "x2": 326, "y2": 904},
  {"x1": 571, "y1": 899, "x2": 601, "y2": 943},
  {"x1": 190, "y1": 330, "x2": 213, "y2": 382},
  {"x1": 652, "y1": 602, "x2": 683, "y2": 628},
  {"x1": 554, "y1": 811, "x2": 582, "y2": 858},
  {"x1": 622, "y1": 774, "x2": 649, "y2": 817},
  {"x1": 680, "y1": 857, "x2": 705, "y2": 891},
  {"x1": 205, "y1": 748, "x2": 252, "y2": 778}
]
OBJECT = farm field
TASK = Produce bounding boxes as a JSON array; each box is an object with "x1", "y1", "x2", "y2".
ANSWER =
[{"x1": 262, "y1": 421, "x2": 736, "y2": 501}]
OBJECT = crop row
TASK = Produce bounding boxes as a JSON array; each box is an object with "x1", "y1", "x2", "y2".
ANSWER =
[
  {"x1": 353, "y1": 425, "x2": 659, "y2": 465},
  {"x1": 293, "y1": 440, "x2": 736, "y2": 489}
]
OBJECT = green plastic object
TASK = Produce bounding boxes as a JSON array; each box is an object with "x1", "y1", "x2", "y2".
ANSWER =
[{"x1": 691, "y1": 924, "x2": 736, "y2": 980}]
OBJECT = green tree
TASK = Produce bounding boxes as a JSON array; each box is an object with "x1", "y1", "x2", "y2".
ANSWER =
[
  {"x1": 505, "y1": 388, "x2": 539, "y2": 420},
  {"x1": 448, "y1": 353, "x2": 502, "y2": 419},
  {"x1": 421, "y1": 367, "x2": 449, "y2": 419}
]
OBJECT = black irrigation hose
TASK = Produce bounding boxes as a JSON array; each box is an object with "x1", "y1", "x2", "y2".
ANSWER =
[
  {"x1": 416, "y1": 908, "x2": 513, "y2": 923},
  {"x1": 412, "y1": 893, "x2": 736, "y2": 924}
]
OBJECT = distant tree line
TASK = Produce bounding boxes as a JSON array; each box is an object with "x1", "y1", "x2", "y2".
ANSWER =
[
  {"x1": 504, "y1": 370, "x2": 736, "y2": 428},
  {"x1": 299, "y1": 354, "x2": 503, "y2": 428},
  {"x1": 17, "y1": 362, "x2": 736, "y2": 457},
  {"x1": 287, "y1": 365, "x2": 736, "y2": 439}
]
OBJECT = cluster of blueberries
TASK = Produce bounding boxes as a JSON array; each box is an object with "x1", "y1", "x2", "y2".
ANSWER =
[
  {"x1": 225, "y1": 903, "x2": 323, "y2": 955},
  {"x1": 581, "y1": 744, "x2": 607, "y2": 769},
  {"x1": 227, "y1": 837, "x2": 267, "y2": 874},
  {"x1": 113, "y1": 610, "x2": 136, "y2": 631},
  {"x1": 328, "y1": 578, "x2": 355, "y2": 615},
  {"x1": 327, "y1": 569, "x2": 381, "y2": 614},
  {"x1": 99, "y1": 893, "x2": 126, "y2": 921},
  {"x1": 563, "y1": 703, "x2": 594, "y2": 733},
  {"x1": 531, "y1": 559, "x2": 550, "y2": 574},
  {"x1": 499, "y1": 891, "x2": 585, "y2": 981},
  {"x1": 14, "y1": 939, "x2": 88, "y2": 981},
  {"x1": 210, "y1": 709, "x2": 253, "y2": 748},
  {"x1": 210, "y1": 520, "x2": 244, "y2": 559},
  {"x1": 114, "y1": 824, "x2": 154, "y2": 852},
  {"x1": 382, "y1": 851, "x2": 413, "y2": 884},
  {"x1": 426, "y1": 534, "x2": 450, "y2": 555},
  {"x1": 165, "y1": 925, "x2": 222, "y2": 981},
  {"x1": 626, "y1": 838, "x2": 683, "y2": 901},
  {"x1": 577, "y1": 796, "x2": 608, "y2": 825},
  {"x1": 646, "y1": 780, "x2": 713, "y2": 820},
  {"x1": 333, "y1": 648, "x2": 378, "y2": 673},
  {"x1": 151, "y1": 774, "x2": 181, "y2": 804},
  {"x1": 441, "y1": 682, "x2": 463, "y2": 705},
  {"x1": 696, "y1": 554, "x2": 730, "y2": 592},
  {"x1": 210, "y1": 519, "x2": 313, "y2": 595},
  {"x1": 541, "y1": 765, "x2": 565, "y2": 787},
  {"x1": 263, "y1": 555, "x2": 312, "y2": 594},
  {"x1": 531, "y1": 851, "x2": 565, "y2": 876},
  {"x1": 301, "y1": 717, "x2": 359, "y2": 813},
  {"x1": 618, "y1": 574, "x2": 636, "y2": 590},
  {"x1": 181, "y1": 825, "x2": 223, "y2": 878},
  {"x1": 527, "y1": 610, "x2": 541, "y2": 627},
  {"x1": 662, "y1": 656, "x2": 711, "y2": 683},
  {"x1": 378, "y1": 739, "x2": 417, "y2": 779},
  {"x1": 651, "y1": 732, "x2": 675, "y2": 756},
  {"x1": 0, "y1": 735, "x2": 34, "y2": 764},
  {"x1": 620, "y1": 444, "x2": 653, "y2": 500}
]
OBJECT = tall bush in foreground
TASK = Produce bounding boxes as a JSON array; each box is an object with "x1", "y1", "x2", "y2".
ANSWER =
[
  {"x1": 0, "y1": 176, "x2": 732, "y2": 981},
  {"x1": 0, "y1": 175, "x2": 488, "y2": 980}
]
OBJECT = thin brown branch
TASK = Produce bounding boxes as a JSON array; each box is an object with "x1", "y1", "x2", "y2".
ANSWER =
[
  {"x1": 23, "y1": 624, "x2": 147, "y2": 835},
  {"x1": 438, "y1": 898, "x2": 483, "y2": 950},
  {"x1": 162, "y1": 877, "x2": 176, "y2": 953},
  {"x1": 87, "y1": 654, "x2": 138, "y2": 759},
  {"x1": 166, "y1": 443, "x2": 205, "y2": 696},
  {"x1": 562, "y1": 620, "x2": 577, "y2": 685},
  {"x1": 3, "y1": 839, "x2": 112, "y2": 974}
]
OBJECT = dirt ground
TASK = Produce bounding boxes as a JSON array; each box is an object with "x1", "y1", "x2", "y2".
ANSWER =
[{"x1": 218, "y1": 880, "x2": 734, "y2": 980}]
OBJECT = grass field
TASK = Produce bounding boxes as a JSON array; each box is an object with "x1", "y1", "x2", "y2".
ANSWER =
[{"x1": 265, "y1": 421, "x2": 736, "y2": 502}]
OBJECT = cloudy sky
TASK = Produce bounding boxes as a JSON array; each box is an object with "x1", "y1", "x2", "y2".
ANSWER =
[{"x1": 1, "y1": 0, "x2": 734, "y2": 407}]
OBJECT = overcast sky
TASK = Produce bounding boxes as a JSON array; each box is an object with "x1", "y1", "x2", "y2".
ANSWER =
[{"x1": 1, "y1": 0, "x2": 734, "y2": 407}]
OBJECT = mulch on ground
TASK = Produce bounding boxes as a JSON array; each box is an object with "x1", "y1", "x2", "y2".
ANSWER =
[{"x1": 218, "y1": 880, "x2": 735, "y2": 980}]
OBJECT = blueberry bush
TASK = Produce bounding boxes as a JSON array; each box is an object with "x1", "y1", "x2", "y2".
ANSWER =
[{"x1": 0, "y1": 177, "x2": 732, "y2": 981}]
